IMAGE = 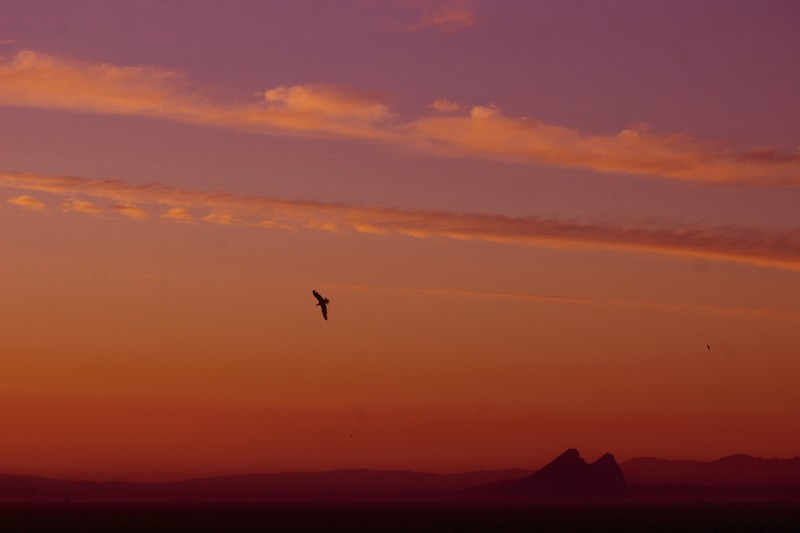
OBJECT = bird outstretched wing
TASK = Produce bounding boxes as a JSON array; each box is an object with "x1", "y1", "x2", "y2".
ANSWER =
[{"x1": 313, "y1": 290, "x2": 329, "y2": 320}]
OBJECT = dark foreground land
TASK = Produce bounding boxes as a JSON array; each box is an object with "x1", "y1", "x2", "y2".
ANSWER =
[{"x1": 2, "y1": 503, "x2": 800, "y2": 532}]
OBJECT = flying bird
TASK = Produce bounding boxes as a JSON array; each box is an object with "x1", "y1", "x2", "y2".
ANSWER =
[
  {"x1": 707, "y1": 344, "x2": 711, "y2": 351},
  {"x1": 312, "y1": 290, "x2": 329, "y2": 320}
]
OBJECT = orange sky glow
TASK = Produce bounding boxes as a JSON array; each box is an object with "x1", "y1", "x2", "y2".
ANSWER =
[{"x1": 1, "y1": 1, "x2": 799, "y2": 482}]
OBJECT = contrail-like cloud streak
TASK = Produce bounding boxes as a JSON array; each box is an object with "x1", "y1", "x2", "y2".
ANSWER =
[
  {"x1": 322, "y1": 283, "x2": 800, "y2": 322},
  {"x1": 2, "y1": 51, "x2": 799, "y2": 186},
  {"x1": 2, "y1": 171, "x2": 799, "y2": 271}
]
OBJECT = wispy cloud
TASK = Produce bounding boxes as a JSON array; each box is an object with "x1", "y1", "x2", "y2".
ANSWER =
[
  {"x1": 201, "y1": 212, "x2": 236, "y2": 225},
  {"x1": 110, "y1": 204, "x2": 148, "y2": 220},
  {"x1": 408, "y1": 109, "x2": 800, "y2": 186},
  {"x1": 2, "y1": 171, "x2": 799, "y2": 272},
  {"x1": 428, "y1": 98, "x2": 461, "y2": 113},
  {"x1": 0, "y1": 39, "x2": 17, "y2": 46},
  {"x1": 161, "y1": 207, "x2": 193, "y2": 223},
  {"x1": 0, "y1": 50, "x2": 192, "y2": 117},
  {"x1": 7, "y1": 194, "x2": 45, "y2": 210},
  {"x1": 264, "y1": 84, "x2": 391, "y2": 123},
  {"x1": 62, "y1": 198, "x2": 102, "y2": 216},
  {"x1": 405, "y1": 0, "x2": 477, "y2": 32},
  {"x1": 260, "y1": 83, "x2": 394, "y2": 137},
  {"x1": 1, "y1": 50, "x2": 799, "y2": 186},
  {"x1": 0, "y1": 51, "x2": 397, "y2": 141},
  {"x1": 323, "y1": 283, "x2": 800, "y2": 322}
]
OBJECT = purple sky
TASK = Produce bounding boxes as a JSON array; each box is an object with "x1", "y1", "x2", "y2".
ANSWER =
[{"x1": 1, "y1": 1, "x2": 799, "y2": 480}]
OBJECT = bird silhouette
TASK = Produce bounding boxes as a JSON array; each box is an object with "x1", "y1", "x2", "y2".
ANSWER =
[
  {"x1": 312, "y1": 290, "x2": 329, "y2": 320},
  {"x1": 707, "y1": 344, "x2": 711, "y2": 351}
]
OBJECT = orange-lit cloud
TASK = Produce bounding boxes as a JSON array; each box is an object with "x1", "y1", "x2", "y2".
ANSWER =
[
  {"x1": 406, "y1": 0, "x2": 477, "y2": 31},
  {"x1": 264, "y1": 84, "x2": 391, "y2": 123},
  {"x1": 429, "y1": 98, "x2": 461, "y2": 113},
  {"x1": 7, "y1": 194, "x2": 45, "y2": 210},
  {"x1": 259, "y1": 83, "x2": 395, "y2": 138},
  {"x1": 62, "y1": 198, "x2": 103, "y2": 216},
  {"x1": 2, "y1": 171, "x2": 799, "y2": 271},
  {"x1": 0, "y1": 51, "x2": 396, "y2": 141},
  {"x1": 408, "y1": 109, "x2": 800, "y2": 185},
  {"x1": 161, "y1": 207, "x2": 193, "y2": 223},
  {"x1": 2, "y1": 50, "x2": 799, "y2": 186},
  {"x1": 110, "y1": 204, "x2": 148, "y2": 220},
  {"x1": 201, "y1": 212, "x2": 235, "y2": 225},
  {"x1": 0, "y1": 50, "x2": 192, "y2": 117}
]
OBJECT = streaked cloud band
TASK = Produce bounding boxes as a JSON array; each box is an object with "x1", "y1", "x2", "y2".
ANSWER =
[
  {"x1": 3, "y1": 171, "x2": 799, "y2": 271},
  {"x1": 2, "y1": 51, "x2": 798, "y2": 186}
]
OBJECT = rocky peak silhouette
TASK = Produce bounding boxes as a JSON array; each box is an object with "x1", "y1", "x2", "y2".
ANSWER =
[{"x1": 511, "y1": 449, "x2": 627, "y2": 498}]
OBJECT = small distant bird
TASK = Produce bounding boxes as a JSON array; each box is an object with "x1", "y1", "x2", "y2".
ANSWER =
[
  {"x1": 312, "y1": 290, "x2": 329, "y2": 320},
  {"x1": 707, "y1": 344, "x2": 711, "y2": 351}
]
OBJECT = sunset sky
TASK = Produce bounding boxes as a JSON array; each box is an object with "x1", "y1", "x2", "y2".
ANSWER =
[{"x1": 1, "y1": 1, "x2": 799, "y2": 482}]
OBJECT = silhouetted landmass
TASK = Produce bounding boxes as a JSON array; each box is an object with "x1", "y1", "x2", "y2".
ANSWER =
[
  {"x1": 2, "y1": 450, "x2": 800, "y2": 504},
  {"x1": 462, "y1": 448, "x2": 628, "y2": 502},
  {"x1": 166, "y1": 468, "x2": 532, "y2": 501},
  {"x1": 0, "y1": 474, "x2": 153, "y2": 503},
  {"x1": 622, "y1": 454, "x2": 800, "y2": 487},
  {"x1": 507, "y1": 448, "x2": 626, "y2": 499},
  {"x1": 0, "y1": 469, "x2": 530, "y2": 503}
]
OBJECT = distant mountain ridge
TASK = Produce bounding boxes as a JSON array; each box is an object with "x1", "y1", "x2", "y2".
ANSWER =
[
  {"x1": 0, "y1": 469, "x2": 532, "y2": 503},
  {"x1": 621, "y1": 454, "x2": 800, "y2": 487},
  {"x1": 2, "y1": 451, "x2": 800, "y2": 503},
  {"x1": 170, "y1": 468, "x2": 533, "y2": 497}
]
